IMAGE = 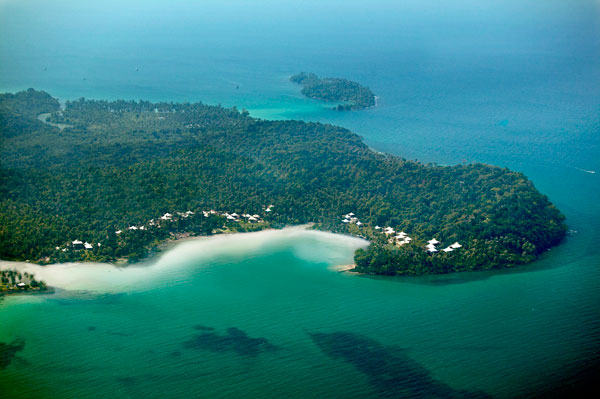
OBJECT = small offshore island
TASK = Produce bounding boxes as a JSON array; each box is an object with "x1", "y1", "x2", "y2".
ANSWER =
[
  {"x1": 0, "y1": 89, "x2": 566, "y2": 276},
  {"x1": 290, "y1": 72, "x2": 376, "y2": 110}
]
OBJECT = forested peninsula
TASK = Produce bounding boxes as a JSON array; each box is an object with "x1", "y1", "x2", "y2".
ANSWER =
[
  {"x1": 290, "y1": 73, "x2": 376, "y2": 110},
  {"x1": 0, "y1": 89, "x2": 566, "y2": 275}
]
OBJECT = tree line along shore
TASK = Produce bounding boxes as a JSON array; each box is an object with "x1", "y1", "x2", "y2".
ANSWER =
[
  {"x1": 1, "y1": 269, "x2": 47, "y2": 294},
  {"x1": 0, "y1": 89, "x2": 566, "y2": 275}
]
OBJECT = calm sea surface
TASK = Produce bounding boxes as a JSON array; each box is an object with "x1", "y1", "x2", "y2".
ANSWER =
[{"x1": 1, "y1": 0, "x2": 599, "y2": 397}]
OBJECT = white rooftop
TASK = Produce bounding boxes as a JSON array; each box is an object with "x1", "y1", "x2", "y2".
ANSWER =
[{"x1": 450, "y1": 242, "x2": 462, "y2": 249}]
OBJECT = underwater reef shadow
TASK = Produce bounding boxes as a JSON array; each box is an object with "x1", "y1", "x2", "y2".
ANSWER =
[
  {"x1": 309, "y1": 331, "x2": 491, "y2": 398},
  {"x1": 0, "y1": 339, "x2": 25, "y2": 370},
  {"x1": 183, "y1": 327, "x2": 280, "y2": 357}
]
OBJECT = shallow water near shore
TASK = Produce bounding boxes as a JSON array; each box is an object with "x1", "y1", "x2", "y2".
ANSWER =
[{"x1": 1, "y1": 0, "x2": 600, "y2": 397}]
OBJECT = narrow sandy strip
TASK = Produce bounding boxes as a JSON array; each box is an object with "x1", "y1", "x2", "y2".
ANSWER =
[{"x1": 0, "y1": 226, "x2": 368, "y2": 293}]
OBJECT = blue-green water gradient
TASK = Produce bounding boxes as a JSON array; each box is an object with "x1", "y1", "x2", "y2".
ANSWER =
[{"x1": 1, "y1": 0, "x2": 599, "y2": 397}]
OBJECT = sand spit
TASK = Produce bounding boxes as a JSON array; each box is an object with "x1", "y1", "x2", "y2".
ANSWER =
[{"x1": 0, "y1": 226, "x2": 368, "y2": 293}]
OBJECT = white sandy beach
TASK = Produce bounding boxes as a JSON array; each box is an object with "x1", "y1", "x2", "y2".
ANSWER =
[{"x1": 0, "y1": 226, "x2": 368, "y2": 293}]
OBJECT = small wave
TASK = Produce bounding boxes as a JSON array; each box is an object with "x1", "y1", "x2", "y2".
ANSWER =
[{"x1": 573, "y1": 167, "x2": 595, "y2": 174}]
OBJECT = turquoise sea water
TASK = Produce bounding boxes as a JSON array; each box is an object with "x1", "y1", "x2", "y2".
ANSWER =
[{"x1": 1, "y1": 0, "x2": 599, "y2": 397}]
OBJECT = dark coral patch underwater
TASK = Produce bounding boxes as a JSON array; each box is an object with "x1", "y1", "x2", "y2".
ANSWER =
[
  {"x1": 309, "y1": 331, "x2": 491, "y2": 399},
  {"x1": 184, "y1": 327, "x2": 279, "y2": 357},
  {"x1": 0, "y1": 339, "x2": 25, "y2": 370}
]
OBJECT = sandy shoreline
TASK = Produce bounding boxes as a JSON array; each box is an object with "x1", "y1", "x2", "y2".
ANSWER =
[
  {"x1": 151, "y1": 223, "x2": 315, "y2": 259},
  {"x1": 0, "y1": 225, "x2": 369, "y2": 293},
  {"x1": 328, "y1": 263, "x2": 356, "y2": 272},
  {"x1": 327, "y1": 263, "x2": 364, "y2": 275}
]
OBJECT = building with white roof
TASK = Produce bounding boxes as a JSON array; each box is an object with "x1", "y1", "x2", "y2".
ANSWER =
[{"x1": 450, "y1": 242, "x2": 462, "y2": 249}]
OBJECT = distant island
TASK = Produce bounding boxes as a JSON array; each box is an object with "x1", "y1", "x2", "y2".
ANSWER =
[
  {"x1": 290, "y1": 72, "x2": 376, "y2": 110},
  {"x1": 0, "y1": 89, "x2": 566, "y2": 275}
]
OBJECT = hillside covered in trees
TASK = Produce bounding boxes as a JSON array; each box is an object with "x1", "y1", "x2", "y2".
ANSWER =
[
  {"x1": 290, "y1": 73, "x2": 376, "y2": 110},
  {"x1": 0, "y1": 89, "x2": 566, "y2": 274}
]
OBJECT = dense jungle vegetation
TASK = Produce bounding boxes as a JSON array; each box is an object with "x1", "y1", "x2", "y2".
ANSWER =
[{"x1": 0, "y1": 89, "x2": 566, "y2": 274}]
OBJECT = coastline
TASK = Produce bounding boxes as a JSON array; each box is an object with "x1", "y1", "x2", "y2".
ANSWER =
[
  {"x1": 328, "y1": 263, "x2": 362, "y2": 274},
  {"x1": 159, "y1": 223, "x2": 314, "y2": 250},
  {"x1": 0, "y1": 225, "x2": 369, "y2": 294},
  {"x1": 141, "y1": 223, "x2": 316, "y2": 266}
]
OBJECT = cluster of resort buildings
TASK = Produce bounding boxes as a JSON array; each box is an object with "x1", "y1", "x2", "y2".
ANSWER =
[
  {"x1": 341, "y1": 214, "x2": 462, "y2": 254},
  {"x1": 341, "y1": 212, "x2": 362, "y2": 226},
  {"x1": 377, "y1": 226, "x2": 413, "y2": 247},
  {"x1": 425, "y1": 239, "x2": 462, "y2": 253},
  {"x1": 56, "y1": 205, "x2": 275, "y2": 252}
]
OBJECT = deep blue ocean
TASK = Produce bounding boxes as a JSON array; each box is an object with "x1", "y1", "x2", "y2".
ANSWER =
[{"x1": 1, "y1": 0, "x2": 599, "y2": 397}]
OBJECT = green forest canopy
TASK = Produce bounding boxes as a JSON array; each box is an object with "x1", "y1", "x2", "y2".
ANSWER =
[{"x1": 0, "y1": 89, "x2": 566, "y2": 274}]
